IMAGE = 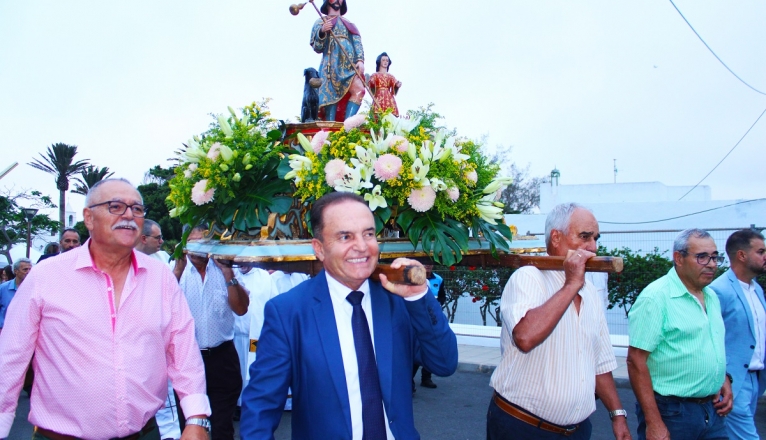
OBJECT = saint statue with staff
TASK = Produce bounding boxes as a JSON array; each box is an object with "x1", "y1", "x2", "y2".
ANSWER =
[{"x1": 309, "y1": 0, "x2": 366, "y2": 122}]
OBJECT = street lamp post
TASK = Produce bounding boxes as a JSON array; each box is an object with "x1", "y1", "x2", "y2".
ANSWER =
[{"x1": 22, "y1": 208, "x2": 39, "y2": 259}]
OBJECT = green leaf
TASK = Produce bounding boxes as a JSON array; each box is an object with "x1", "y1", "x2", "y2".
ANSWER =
[
  {"x1": 267, "y1": 129, "x2": 283, "y2": 141},
  {"x1": 277, "y1": 156, "x2": 293, "y2": 179},
  {"x1": 397, "y1": 211, "x2": 469, "y2": 266}
]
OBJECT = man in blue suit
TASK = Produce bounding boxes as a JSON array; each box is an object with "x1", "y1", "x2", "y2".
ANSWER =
[
  {"x1": 710, "y1": 229, "x2": 766, "y2": 440},
  {"x1": 240, "y1": 192, "x2": 458, "y2": 439}
]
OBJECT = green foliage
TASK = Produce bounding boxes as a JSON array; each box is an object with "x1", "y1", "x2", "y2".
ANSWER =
[
  {"x1": 71, "y1": 165, "x2": 114, "y2": 196},
  {"x1": 138, "y1": 166, "x2": 182, "y2": 253},
  {"x1": 27, "y1": 142, "x2": 90, "y2": 233},
  {"x1": 167, "y1": 101, "x2": 292, "y2": 253},
  {"x1": 286, "y1": 104, "x2": 512, "y2": 266},
  {"x1": 438, "y1": 265, "x2": 514, "y2": 326},
  {"x1": 597, "y1": 245, "x2": 674, "y2": 316},
  {"x1": 0, "y1": 190, "x2": 59, "y2": 263},
  {"x1": 73, "y1": 221, "x2": 90, "y2": 243}
]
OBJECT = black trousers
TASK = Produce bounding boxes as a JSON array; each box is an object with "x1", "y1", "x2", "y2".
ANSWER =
[{"x1": 178, "y1": 340, "x2": 242, "y2": 440}]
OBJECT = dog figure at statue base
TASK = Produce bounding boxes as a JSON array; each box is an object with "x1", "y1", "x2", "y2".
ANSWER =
[{"x1": 301, "y1": 67, "x2": 322, "y2": 123}]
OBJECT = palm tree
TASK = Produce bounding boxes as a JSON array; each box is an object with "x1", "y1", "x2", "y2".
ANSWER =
[
  {"x1": 28, "y1": 143, "x2": 89, "y2": 235},
  {"x1": 71, "y1": 165, "x2": 114, "y2": 196}
]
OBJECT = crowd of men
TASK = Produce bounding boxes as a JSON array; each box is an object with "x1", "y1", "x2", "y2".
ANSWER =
[{"x1": 0, "y1": 177, "x2": 763, "y2": 440}]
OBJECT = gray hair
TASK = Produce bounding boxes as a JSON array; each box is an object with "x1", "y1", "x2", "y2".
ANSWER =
[
  {"x1": 84, "y1": 178, "x2": 142, "y2": 206},
  {"x1": 544, "y1": 203, "x2": 591, "y2": 246},
  {"x1": 142, "y1": 219, "x2": 160, "y2": 236},
  {"x1": 13, "y1": 258, "x2": 31, "y2": 271},
  {"x1": 673, "y1": 228, "x2": 712, "y2": 253}
]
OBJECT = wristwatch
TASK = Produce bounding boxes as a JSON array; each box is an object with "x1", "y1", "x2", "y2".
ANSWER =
[
  {"x1": 609, "y1": 409, "x2": 628, "y2": 419},
  {"x1": 225, "y1": 278, "x2": 239, "y2": 287},
  {"x1": 186, "y1": 417, "x2": 211, "y2": 432}
]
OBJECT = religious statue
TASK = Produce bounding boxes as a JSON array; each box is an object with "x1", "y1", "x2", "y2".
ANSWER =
[
  {"x1": 368, "y1": 52, "x2": 401, "y2": 117},
  {"x1": 309, "y1": 0, "x2": 365, "y2": 122}
]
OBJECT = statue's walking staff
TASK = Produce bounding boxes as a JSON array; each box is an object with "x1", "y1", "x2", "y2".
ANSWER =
[{"x1": 290, "y1": 1, "x2": 377, "y2": 112}]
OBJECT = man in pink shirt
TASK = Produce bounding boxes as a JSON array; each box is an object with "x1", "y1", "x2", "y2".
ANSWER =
[{"x1": 0, "y1": 178, "x2": 211, "y2": 440}]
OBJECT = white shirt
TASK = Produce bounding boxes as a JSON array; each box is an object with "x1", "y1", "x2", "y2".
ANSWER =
[
  {"x1": 490, "y1": 267, "x2": 617, "y2": 426},
  {"x1": 325, "y1": 274, "x2": 426, "y2": 440},
  {"x1": 739, "y1": 279, "x2": 766, "y2": 371},
  {"x1": 149, "y1": 250, "x2": 172, "y2": 265},
  {"x1": 239, "y1": 269, "x2": 280, "y2": 376},
  {"x1": 179, "y1": 257, "x2": 236, "y2": 349},
  {"x1": 585, "y1": 272, "x2": 609, "y2": 311}
]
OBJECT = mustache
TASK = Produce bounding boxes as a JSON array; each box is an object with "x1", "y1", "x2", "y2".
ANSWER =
[{"x1": 112, "y1": 220, "x2": 139, "y2": 231}]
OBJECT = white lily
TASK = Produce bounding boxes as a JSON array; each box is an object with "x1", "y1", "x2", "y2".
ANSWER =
[
  {"x1": 383, "y1": 113, "x2": 421, "y2": 136},
  {"x1": 445, "y1": 137, "x2": 470, "y2": 163},
  {"x1": 369, "y1": 128, "x2": 392, "y2": 154},
  {"x1": 477, "y1": 194, "x2": 504, "y2": 224},
  {"x1": 218, "y1": 144, "x2": 234, "y2": 162},
  {"x1": 419, "y1": 142, "x2": 433, "y2": 164},
  {"x1": 296, "y1": 132, "x2": 313, "y2": 153},
  {"x1": 285, "y1": 154, "x2": 312, "y2": 182},
  {"x1": 429, "y1": 177, "x2": 448, "y2": 192},
  {"x1": 411, "y1": 158, "x2": 430, "y2": 183},
  {"x1": 218, "y1": 115, "x2": 234, "y2": 138},
  {"x1": 364, "y1": 185, "x2": 387, "y2": 211},
  {"x1": 482, "y1": 176, "x2": 514, "y2": 195},
  {"x1": 181, "y1": 139, "x2": 206, "y2": 163},
  {"x1": 407, "y1": 142, "x2": 417, "y2": 161},
  {"x1": 334, "y1": 165, "x2": 372, "y2": 193},
  {"x1": 354, "y1": 145, "x2": 376, "y2": 168}
]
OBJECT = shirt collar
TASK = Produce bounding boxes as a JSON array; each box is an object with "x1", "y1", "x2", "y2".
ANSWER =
[
  {"x1": 325, "y1": 271, "x2": 369, "y2": 302},
  {"x1": 73, "y1": 239, "x2": 141, "y2": 275},
  {"x1": 667, "y1": 267, "x2": 715, "y2": 300}
]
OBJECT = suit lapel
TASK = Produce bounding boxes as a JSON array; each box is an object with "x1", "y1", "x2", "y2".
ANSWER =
[
  {"x1": 311, "y1": 271, "x2": 353, "y2": 437},
  {"x1": 370, "y1": 282, "x2": 394, "y2": 406},
  {"x1": 729, "y1": 269, "x2": 756, "y2": 339}
]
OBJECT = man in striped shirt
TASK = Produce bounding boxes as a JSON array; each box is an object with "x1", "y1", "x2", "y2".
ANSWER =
[
  {"x1": 628, "y1": 228, "x2": 732, "y2": 440},
  {"x1": 488, "y1": 203, "x2": 630, "y2": 440}
]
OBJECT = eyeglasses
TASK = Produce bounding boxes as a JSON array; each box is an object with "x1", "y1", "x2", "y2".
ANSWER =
[
  {"x1": 145, "y1": 234, "x2": 163, "y2": 241},
  {"x1": 680, "y1": 251, "x2": 725, "y2": 266},
  {"x1": 88, "y1": 201, "x2": 147, "y2": 218}
]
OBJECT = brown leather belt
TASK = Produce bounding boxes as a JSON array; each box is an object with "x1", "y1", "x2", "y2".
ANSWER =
[
  {"x1": 493, "y1": 392, "x2": 580, "y2": 436},
  {"x1": 34, "y1": 417, "x2": 156, "y2": 440}
]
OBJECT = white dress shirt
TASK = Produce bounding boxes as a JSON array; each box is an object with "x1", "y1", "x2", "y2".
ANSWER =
[
  {"x1": 739, "y1": 279, "x2": 766, "y2": 370},
  {"x1": 325, "y1": 274, "x2": 426, "y2": 440},
  {"x1": 179, "y1": 257, "x2": 235, "y2": 349},
  {"x1": 490, "y1": 267, "x2": 617, "y2": 426}
]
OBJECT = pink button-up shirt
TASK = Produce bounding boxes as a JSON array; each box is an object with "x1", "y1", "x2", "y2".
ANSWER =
[{"x1": 0, "y1": 243, "x2": 211, "y2": 439}]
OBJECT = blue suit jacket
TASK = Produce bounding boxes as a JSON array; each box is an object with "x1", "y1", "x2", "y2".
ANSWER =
[
  {"x1": 240, "y1": 270, "x2": 458, "y2": 440},
  {"x1": 709, "y1": 269, "x2": 766, "y2": 398}
]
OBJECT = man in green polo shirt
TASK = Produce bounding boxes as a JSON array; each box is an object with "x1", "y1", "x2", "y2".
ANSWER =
[{"x1": 627, "y1": 228, "x2": 732, "y2": 440}]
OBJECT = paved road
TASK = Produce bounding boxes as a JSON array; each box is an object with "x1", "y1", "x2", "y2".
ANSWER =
[{"x1": 9, "y1": 371, "x2": 766, "y2": 439}]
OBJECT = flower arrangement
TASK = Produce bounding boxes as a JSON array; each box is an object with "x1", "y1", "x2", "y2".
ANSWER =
[
  {"x1": 167, "y1": 101, "x2": 293, "y2": 251},
  {"x1": 283, "y1": 107, "x2": 513, "y2": 266}
]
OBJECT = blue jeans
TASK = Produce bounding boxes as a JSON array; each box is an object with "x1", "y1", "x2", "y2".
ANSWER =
[
  {"x1": 636, "y1": 394, "x2": 727, "y2": 440},
  {"x1": 486, "y1": 397, "x2": 592, "y2": 440}
]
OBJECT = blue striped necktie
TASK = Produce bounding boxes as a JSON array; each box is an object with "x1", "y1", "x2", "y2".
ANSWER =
[{"x1": 346, "y1": 290, "x2": 387, "y2": 440}]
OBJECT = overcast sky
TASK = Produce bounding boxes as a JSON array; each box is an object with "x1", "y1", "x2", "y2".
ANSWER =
[{"x1": 1, "y1": 1, "x2": 765, "y2": 219}]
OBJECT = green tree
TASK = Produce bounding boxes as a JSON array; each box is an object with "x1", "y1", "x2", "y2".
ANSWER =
[
  {"x1": 28, "y1": 143, "x2": 89, "y2": 236},
  {"x1": 498, "y1": 163, "x2": 546, "y2": 214},
  {"x1": 138, "y1": 165, "x2": 182, "y2": 252},
  {"x1": 73, "y1": 221, "x2": 90, "y2": 243},
  {"x1": 598, "y1": 246, "x2": 674, "y2": 316},
  {"x1": 71, "y1": 165, "x2": 114, "y2": 196},
  {"x1": 0, "y1": 190, "x2": 59, "y2": 264}
]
